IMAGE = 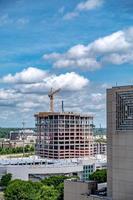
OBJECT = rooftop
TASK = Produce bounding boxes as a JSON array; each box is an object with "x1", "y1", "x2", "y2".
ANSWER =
[
  {"x1": 35, "y1": 111, "x2": 93, "y2": 118},
  {"x1": 0, "y1": 155, "x2": 106, "y2": 166}
]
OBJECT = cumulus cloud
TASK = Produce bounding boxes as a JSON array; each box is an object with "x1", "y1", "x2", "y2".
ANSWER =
[
  {"x1": 1, "y1": 67, "x2": 89, "y2": 93},
  {"x1": 15, "y1": 72, "x2": 89, "y2": 93},
  {"x1": 2, "y1": 67, "x2": 48, "y2": 84},
  {"x1": 0, "y1": 67, "x2": 108, "y2": 127},
  {"x1": 63, "y1": 0, "x2": 103, "y2": 20},
  {"x1": 43, "y1": 27, "x2": 133, "y2": 70}
]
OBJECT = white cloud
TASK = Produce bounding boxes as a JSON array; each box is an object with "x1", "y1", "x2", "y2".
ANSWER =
[
  {"x1": 63, "y1": 0, "x2": 103, "y2": 20},
  {"x1": 45, "y1": 72, "x2": 89, "y2": 91},
  {"x1": 63, "y1": 12, "x2": 79, "y2": 20},
  {"x1": 0, "y1": 68, "x2": 108, "y2": 127},
  {"x1": 15, "y1": 72, "x2": 89, "y2": 93},
  {"x1": 2, "y1": 67, "x2": 48, "y2": 84},
  {"x1": 1, "y1": 67, "x2": 89, "y2": 92},
  {"x1": 88, "y1": 30, "x2": 130, "y2": 53},
  {"x1": 76, "y1": 0, "x2": 103, "y2": 11},
  {"x1": 53, "y1": 58, "x2": 101, "y2": 70},
  {"x1": 43, "y1": 27, "x2": 133, "y2": 70}
]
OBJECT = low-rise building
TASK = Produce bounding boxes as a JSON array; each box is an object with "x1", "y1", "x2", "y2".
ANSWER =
[
  {"x1": 81, "y1": 155, "x2": 107, "y2": 181},
  {"x1": 64, "y1": 180, "x2": 110, "y2": 200},
  {"x1": 0, "y1": 155, "x2": 107, "y2": 181}
]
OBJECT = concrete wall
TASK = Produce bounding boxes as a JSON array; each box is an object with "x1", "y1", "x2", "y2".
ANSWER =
[
  {"x1": 107, "y1": 86, "x2": 133, "y2": 200},
  {"x1": 64, "y1": 180, "x2": 97, "y2": 200},
  {"x1": 80, "y1": 195, "x2": 110, "y2": 200}
]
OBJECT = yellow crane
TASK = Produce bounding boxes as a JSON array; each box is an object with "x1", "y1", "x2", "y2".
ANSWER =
[{"x1": 48, "y1": 88, "x2": 60, "y2": 112}]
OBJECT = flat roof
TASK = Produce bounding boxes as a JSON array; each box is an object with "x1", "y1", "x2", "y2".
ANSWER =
[
  {"x1": 34, "y1": 111, "x2": 93, "y2": 118},
  {"x1": 107, "y1": 85, "x2": 133, "y2": 91},
  {"x1": 0, "y1": 155, "x2": 106, "y2": 165}
]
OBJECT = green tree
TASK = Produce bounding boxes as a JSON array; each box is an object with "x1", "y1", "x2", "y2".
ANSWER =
[
  {"x1": 56, "y1": 182, "x2": 64, "y2": 200},
  {"x1": 0, "y1": 173, "x2": 12, "y2": 187},
  {"x1": 38, "y1": 185, "x2": 59, "y2": 200},
  {"x1": 41, "y1": 175, "x2": 68, "y2": 188},
  {"x1": 4, "y1": 180, "x2": 42, "y2": 200},
  {"x1": 89, "y1": 169, "x2": 107, "y2": 183}
]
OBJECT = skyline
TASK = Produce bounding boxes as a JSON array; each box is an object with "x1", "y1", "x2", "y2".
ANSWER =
[{"x1": 0, "y1": 0, "x2": 133, "y2": 127}]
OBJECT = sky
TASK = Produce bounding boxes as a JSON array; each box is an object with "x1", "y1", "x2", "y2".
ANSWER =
[{"x1": 0, "y1": 0, "x2": 133, "y2": 127}]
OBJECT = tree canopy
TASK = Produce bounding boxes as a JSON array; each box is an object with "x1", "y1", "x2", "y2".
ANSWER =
[
  {"x1": 0, "y1": 173, "x2": 12, "y2": 187},
  {"x1": 89, "y1": 169, "x2": 107, "y2": 183},
  {"x1": 4, "y1": 175, "x2": 70, "y2": 200}
]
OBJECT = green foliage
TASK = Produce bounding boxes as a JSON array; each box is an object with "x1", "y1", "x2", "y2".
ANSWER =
[
  {"x1": 0, "y1": 128, "x2": 20, "y2": 138},
  {"x1": 41, "y1": 175, "x2": 68, "y2": 188},
  {"x1": 4, "y1": 180, "x2": 42, "y2": 200},
  {"x1": 89, "y1": 169, "x2": 107, "y2": 183},
  {"x1": 0, "y1": 145, "x2": 34, "y2": 155},
  {"x1": 38, "y1": 185, "x2": 59, "y2": 200},
  {"x1": 0, "y1": 173, "x2": 12, "y2": 187},
  {"x1": 0, "y1": 128, "x2": 35, "y2": 139},
  {"x1": 56, "y1": 182, "x2": 64, "y2": 200},
  {"x1": 4, "y1": 179, "x2": 59, "y2": 200},
  {"x1": 94, "y1": 138, "x2": 107, "y2": 143},
  {"x1": 4, "y1": 175, "x2": 76, "y2": 200}
]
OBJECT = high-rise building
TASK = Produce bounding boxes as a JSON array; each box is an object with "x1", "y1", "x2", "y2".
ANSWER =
[
  {"x1": 35, "y1": 112, "x2": 94, "y2": 159},
  {"x1": 107, "y1": 85, "x2": 133, "y2": 200}
]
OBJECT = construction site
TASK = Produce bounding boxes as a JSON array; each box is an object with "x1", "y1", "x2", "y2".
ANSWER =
[{"x1": 35, "y1": 88, "x2": 94, "y2": 159}]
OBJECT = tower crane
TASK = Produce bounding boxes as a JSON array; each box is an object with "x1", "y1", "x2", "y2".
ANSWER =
[{"x1": 48, "y1": 88, "x2": 60, "y2": 112}]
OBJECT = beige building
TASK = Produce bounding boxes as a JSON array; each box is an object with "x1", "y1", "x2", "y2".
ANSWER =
[
  {"x1": 64, "y1": 180, "x2": 109, "y2": 200},
  {"x1": 107, "y1": 85, "x2": 133, "y2": 200},
  {"x1": 64, "y1": 180, "x2": 97, "y2": 200}
]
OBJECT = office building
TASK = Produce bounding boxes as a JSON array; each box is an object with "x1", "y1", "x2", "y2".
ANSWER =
[{"x1": 107, "y1": 85, "x2": 133, "y2": 200}]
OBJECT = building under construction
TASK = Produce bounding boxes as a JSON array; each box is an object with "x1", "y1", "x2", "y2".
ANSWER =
[{"x1": 35, "y1": 89, "x2": 94, "y2": 159}]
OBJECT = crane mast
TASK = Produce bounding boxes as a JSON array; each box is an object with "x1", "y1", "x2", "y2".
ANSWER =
[{"x1": 48, "y1": 88, "x2": 60, "y2": 112}]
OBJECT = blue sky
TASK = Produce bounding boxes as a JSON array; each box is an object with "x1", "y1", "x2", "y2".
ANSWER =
[{"x1": 0, "y1": 0, "x2": 133, "y2": 127}]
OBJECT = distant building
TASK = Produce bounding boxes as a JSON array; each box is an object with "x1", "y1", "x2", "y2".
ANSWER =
[
  {"x1": 9, "y1": 129, "x2": 35, "y2": 141},
  {"x1": 93, "y1": 142, "x2": 107, "y2": 155},
  {"x1": 107, "y1": 85, "x2": 133, "y2": 199},
  {"x1": 35, "y1": 112, "x2": 94, "y2": 159}
]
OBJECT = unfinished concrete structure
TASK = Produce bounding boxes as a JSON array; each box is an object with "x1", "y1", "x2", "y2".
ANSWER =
[
  {"x1": 35, "y1": 112, "x2": 93, "y2": 159},
  {"x1": 107, "y1": 85, "x2": 133, "y2": 200}
]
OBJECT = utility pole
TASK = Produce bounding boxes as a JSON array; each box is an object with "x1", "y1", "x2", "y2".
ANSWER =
[{"x1": 22, "y1": 120, "x2": 25, "y2": 157}]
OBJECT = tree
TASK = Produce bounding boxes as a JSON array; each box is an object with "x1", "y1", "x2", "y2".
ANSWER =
[
  {"x1": 56, "y1": 182, "x2": 64, "y2": 200},
  {"x1": 89, "y1": 169, "x2": 107, "y2": 183},
  {"x1": 4, "y1": 180, "x2": 42, "y2": 200},
  {"x1": 38, "y1": 185, "x2": 59, "y2": 200},
  {"x1": 0, "y1": 173, "x2": 12, "y2": 187},
  {"x1": 4, "y1": 179, "x2": 60, "y2": 200},
  {"x1": 41, "y1": 175, "x2": 68, "y2": 188}
]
